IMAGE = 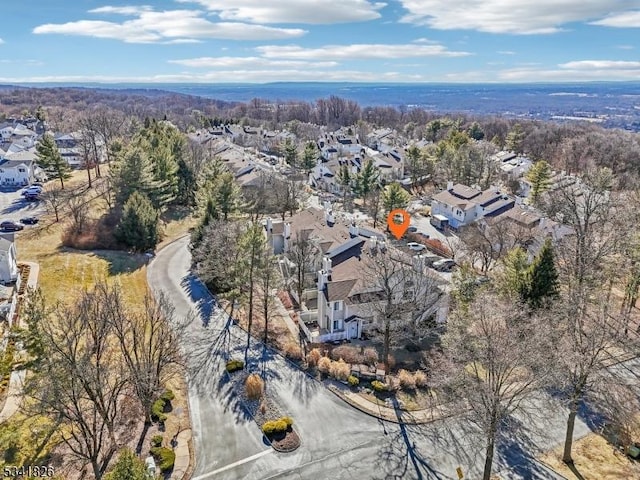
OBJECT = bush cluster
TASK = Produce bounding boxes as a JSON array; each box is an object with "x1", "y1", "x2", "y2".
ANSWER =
[
  {"x1": 150, "y1": 389, "x2": 174, "y2": 423},
  {"x1": 283, "y1": 341, "x2": 303, "y2": 360},
  {"x1": 398, "y1": 369, "x2": 416, "y2": 390},
  {"x1": 245, "y1": 374, "x2": 264, "y2": 400},
  {"x1": 225, "y1": 359, "x2": 244, "y2": 373},
  {"x1": 414, "y1": 370, "x2": 428, "y2": 388},
  {"x1": 317, "y1": 356, "x2": 331, "y2": 374},
  {"x1": 331, "y1": 345, "x2": 363, "y2": 364},
  {"x1": 306, "y1": 348, "x2": 322, "y2": 367},
  {"x1": 371, "y1": 380, "x2": 387, "y2": 392},
  {"x1": 262, "y1": 416, "x2": 294, "y2": 436},
  {"x1": 329, "y1": 358, "x2": 351, "y2": 381},
  {"x1": 150, "y1": 446, "x2": 176, "y2": 473},
  {"x1": 160, "y1": 390, "x2": 175, "y2": 402},
  {"x1": 347, "y1": 375, "x2": 359, "y2": 387},
  {"x1": 151, "y1": 435, "x2": 163, "y2": 447},
  {"x1": 363, "y1": 347, "x2": 379, "y2": 365}
]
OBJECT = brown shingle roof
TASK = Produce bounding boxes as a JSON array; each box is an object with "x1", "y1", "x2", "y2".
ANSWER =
[{"x1": 325, "y1": 279, "x2": 358, "y2": 302}]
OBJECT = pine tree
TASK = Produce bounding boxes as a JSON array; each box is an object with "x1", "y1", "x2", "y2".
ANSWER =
[
  {"x1": 354, "y1": 159, "x2": 379, "y2": 208},
  {"x1": 300, "y1": 141, "x2": 317, "y2": 173},
  {"x1": 336, "y1": 164, "x2": 352, "y2": 207},
  {"x1": 525, "y1": 160, "x2": 552, "y2": 205},
  {"x1": 382, "y1": 182, "x2": 410, "y2": 213},
  {"x1": 115, "y1": 191, "x2": 159, "y2": 252},
  {"x1": 36, "y1": 133, "x2": 71, "y2": 190},
  {"x1": 283, "y1": 138, "x2": 298, "y2": 167},
  {"x1": 111, "y1": 146, "x2": 163, "y2": 208},
  {"x1": 526, "y1": 238, "x2": 559, "y2": 308},
  {"x1": 104, "y1": 448, "x2": 148, "y2": 480},
  {"x1": 506, "y1": 123, "x2": 525, "y2": 153},
  {"x1": 498, "y1": 247, "x2": 530, "y2": 302},
  {"x1": 215, "y1": 172, "x2": 241, "y2": 220}
]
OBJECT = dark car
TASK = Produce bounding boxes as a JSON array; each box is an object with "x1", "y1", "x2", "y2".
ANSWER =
[
  {"x1": 20, "y1": 216, "x2": 39, "y2": 225},
  {"x1": 0, "y1": 221, "x2": 24, "y2": 231}
]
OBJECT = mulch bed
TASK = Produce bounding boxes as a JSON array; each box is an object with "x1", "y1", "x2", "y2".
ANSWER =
[{"x1": 269, "y1": 427, "x2": 301, "y2": 453}]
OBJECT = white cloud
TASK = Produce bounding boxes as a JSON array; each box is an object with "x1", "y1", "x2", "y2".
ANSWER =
[
  {"x1": 590, "y1": 10, "x2": 640, "y2": 27},
  {"x1": 256, "y1": 43, "x2": 470, "y2": 60},
  {"x1": 0, "y1": 38, "x2": 4, "y2": 44},
  {"x1": 559, "y1": 60, "x2": 640, "y2": 69},
  {"x1": 399, "y1": 0, "x2": 640, "y2": 34},
  {"x1": 88, "y1": 5, "x2": 153, "y2": 15},
  {"x1": 617, "y1": 45, "x2": 635, "y2": 49},
  {"x1": 0, "y1": 69, "x2": 430, "y2": 84},
  {"x1": 169, "y1": 56, "x2": 338, "y2": 68},
  {"x1": 176, "y1": 0, "x2": 386, "y2": 24},
  {"x1": 498, "y1": 50, "x2": 516, "y2": 55},
  {"x1": 33, "y1": 8, "x2": 306, "y2": 43}
]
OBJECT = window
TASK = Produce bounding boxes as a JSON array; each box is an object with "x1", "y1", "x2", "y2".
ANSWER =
[
  {"x1": 18, "y1": 168, "x2": 25, "y2": 173},
  {"x1": 333, "y1": 301, "x2": 342, "y2": 311},
  {"x1": 333, "y1": 320, "x2": 339, "y2": 330}
]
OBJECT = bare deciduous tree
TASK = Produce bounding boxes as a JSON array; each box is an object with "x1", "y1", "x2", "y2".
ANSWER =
[
  {"x1": 435, "y1": 293, "x2": 555, "y2": 480},
  {"x1": 361, "y1": 249, "x2": 442, "y2": 374}
]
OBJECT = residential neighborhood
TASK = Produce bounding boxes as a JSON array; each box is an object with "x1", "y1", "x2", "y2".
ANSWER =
[{"x1": 0, "y1": 95, "x2": 639, "y2": 480}]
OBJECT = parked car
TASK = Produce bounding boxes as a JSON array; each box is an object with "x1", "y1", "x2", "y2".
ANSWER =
[
  {"x1": 407, "y1": 242, "x2": 427, "y2": 252},
  {"x1": 433, "y1": 259, "x2": 457, "y2": 272},
  {"x1": 21, "y1": 186, "x2": 42, "y2": 196},
  {"x1": 20, "y1": 216, "x2": 39, "y2": 225},
  {"x1": 407, "y1": 226, "x2": 418, "y2": 233},
  {"x1": 0, "y1": 221, "x2": 24, "y2": 231}
]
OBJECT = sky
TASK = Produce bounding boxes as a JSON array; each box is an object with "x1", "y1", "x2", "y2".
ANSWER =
[{"x1": 0, "y1": 0, "x2": 639, "y2": 83}]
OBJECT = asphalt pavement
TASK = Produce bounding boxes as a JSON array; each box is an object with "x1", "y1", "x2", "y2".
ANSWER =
[
  {"x1": 0, "y1": 186, "x2": 44, "y2": 223},
  {"x1": 147, "y1": 235, "x2": 592, "y2": 480}
]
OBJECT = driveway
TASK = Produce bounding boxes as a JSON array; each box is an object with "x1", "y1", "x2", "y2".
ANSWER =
[{"x1": 148, "y1": 236, "x2": 592, "y2": 480}]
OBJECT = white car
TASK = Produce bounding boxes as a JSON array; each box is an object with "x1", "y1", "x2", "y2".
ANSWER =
[{"x1": 407, "y1": 242, "x2": 426, "y2": 252}]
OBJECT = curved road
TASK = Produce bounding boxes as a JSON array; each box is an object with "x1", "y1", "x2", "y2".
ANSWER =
[{"x1": 148, "y1": 236, "x2": 584, "y2": 480}]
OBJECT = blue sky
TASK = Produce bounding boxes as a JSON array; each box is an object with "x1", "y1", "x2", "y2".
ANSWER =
[{"x1": 1, "y1": 0, "x2": 639, "y2": 83}]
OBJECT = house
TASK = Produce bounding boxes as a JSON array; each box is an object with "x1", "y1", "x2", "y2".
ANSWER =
[
  {"x1": 0, "y1": 234, "x2": 18, "y2": 284},
  {"x1": 10, "y1": 124, "x2": 37, "y2": 148},
  {"x1": 431, "y1": 181, "x2": 515, "y2": 229},
  {"x1": 266, "y1": 206, "x2": 446, "y2": 342},
  {"x1": 54, "y1": 132, "x2": 84, "y2": 168},
  {"x1": 0, "y1": 155, "x2": 35, "y2": 186}
]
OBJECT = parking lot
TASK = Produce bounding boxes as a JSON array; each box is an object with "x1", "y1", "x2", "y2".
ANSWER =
[{"x1": 0, "y1": 186, "x2": 45, "y2": 226}]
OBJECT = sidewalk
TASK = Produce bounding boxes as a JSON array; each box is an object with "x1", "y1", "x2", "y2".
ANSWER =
[
  {"x1": 0, "y1": 369, "x2": 25, "y2": 423},
  {"x1": 170, "y1": 429, "x2": 192, "y2": 480},
  {"x1": 325, "y1": 379, "x2": 459, "y2": 425}
]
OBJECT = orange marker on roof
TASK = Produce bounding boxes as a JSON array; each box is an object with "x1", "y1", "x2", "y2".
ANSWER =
[{"x1": 387, "y1": 209, "x2": 411, "y2": 239}]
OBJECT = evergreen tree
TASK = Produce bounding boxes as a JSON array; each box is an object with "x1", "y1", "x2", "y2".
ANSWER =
[
  {"x1": 526, "y1": 238, "x2": 559, "y2": 308},
  {"x1": 110, "y1": 146, "x2": 161, "y2": 207},
  {"x1": 506, "y1": 123, "x2": 525, "y2": 153},
  {"x1": 336, "y1": 164, "x2": 352, "y2": 207},
  {"x1": 115, "y1": 191, "x2": 159, "y2": 252},
  {"x1": 498, "y1": 247, "x2": 530, "y2": 302},
  {"x1": 381, "y1": 182, "x2": 410, "y2": 213},
  {"x1": 300, "y1": 141, "x2": 317, "y2": 173},
  {"x1": 104, "y1": 448, "x2": 148, "y2": 480},
  {"x1": 36, "y1": 133, "x2": 71, "y2": 190},
  {"x1": 468, "y1": 121, "x2": 485, "y2": 140},
  {"x1": 525, "y1": 160, "x2": 552, "y2": 205},
  {"x1": 18, "y1": 287, "x2": 47, "y2": 369},
  {"x1": 283, "y1": 138, "x2": 298, "y2": 167},
  {"x1": 215, "y1": 171, "x2": 241, "y2": 220},
  {"x1": 354, "y1": 159, "x2": 379, "y2": 208}
]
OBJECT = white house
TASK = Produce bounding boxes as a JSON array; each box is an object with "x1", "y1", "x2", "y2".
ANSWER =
[
  {"x1": 0, "y1": 157, "x2": 35, "y2": 186},
  {"x1": 10, "y1": 124, "x2": 37, "y2": 148},
  {"x1": 431, "y1": 181, "x2": 515, "y2": 229},
  {"x1": 0, "y1": 234, "x2": 18, "y2": 284}
]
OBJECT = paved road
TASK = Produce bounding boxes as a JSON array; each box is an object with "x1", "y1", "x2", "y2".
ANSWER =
[
  {"x1": 148, "y1": 236, "x2": 591, "y2": 480},
  {"x1": 0, "y1": 186, "x2": 44, "y2": 223}
]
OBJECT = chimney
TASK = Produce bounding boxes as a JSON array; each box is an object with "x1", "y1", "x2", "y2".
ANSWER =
[
  {"x1": 266, "y1": 217, "x2": 273, "y2": 232},
  {"x1": 369, "y1": 236, "x2": 378, "y2": 255},
  {"x1": 349, "y1": 222, "x2": 358, "y2": 237},
  {"x1": 317, "y1": 269, "x2": 329, "y2": 291},
  {"x1": 284, "y1": 222, "x2": 291, "y2": 239},
  {"x1": 447, "y1": 180, "x2": 453, "y2": 191},
  {"x1": 379, "y1": 239, "x2": 387, "y2": 252},
  {"x1": 538, "y1": 217, "x2": 546, "y2": 230},
  {"x1": 326, "y1": 209, "x2": 335, "y2": 226},
  {"x1": 322, "y1": 256, "x2": 333, "y2": 273}
]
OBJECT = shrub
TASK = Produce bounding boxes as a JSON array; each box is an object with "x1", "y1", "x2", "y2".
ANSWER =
[
  {"x1": 371, "y1": 380, "x2": 387, "y2": 392},
  {"x1": 414, "y1": 370, "x2": 428, "y2": 388},
  {"x1": 282, "y1": 416, "x2": 294, "y2": 427},
  {"x1": 225, "y1": 359, "x2": 244, "y2": 373},
  {"x1": 331, "y1": 345, "x2": 363, "y2": 364},
  {"x1": 245, "y1": 374, "x2": 264, "y2": 400},
  {"x1": 348, "y1": 375, "x2": 359, "y2": 387},
  {"x1": 317, "y1": 356, "x2": 331, "y2": 374},
  {"x1": 329, "y1": 359, "x2": 351, "y2": 381},
  {"x1": 284, "y1": 341, "x2": 303, "y2": 361},
  {"x1": 262, "y1": 416, "x2": 292, "y2": 436},
  {"x1": 398, "y1": 369, "x2": 416, "y2": 390},
  {"x1": 306, "y1": 348, "x2": 322, "y2": 367},
  {"x1": 151, "y1": 435, "x2": 163, "y2": 447},
  {"x1": 151, "y1": 398, "x2": 167, "y2": 423},
  {"x1": 160, "y1": 390, "x2": 175, "y2": 402},
  {"x1": 259, "y1": 401, "x2": 267, "y2": 414},
  {"x1": 150, "y1": 447, "x2": 176, "y2": 473},
  {"x1": 363, "y1": 347, "x2": 378, "y2": 365}
]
